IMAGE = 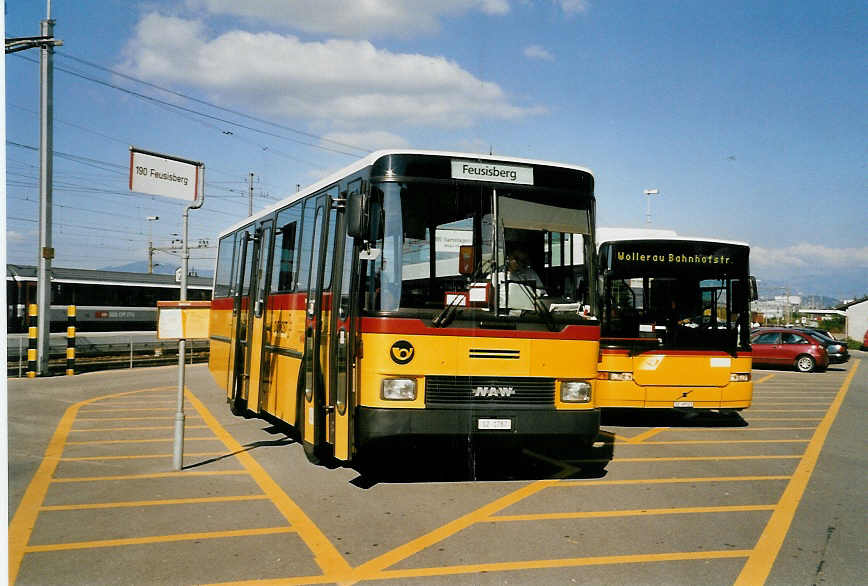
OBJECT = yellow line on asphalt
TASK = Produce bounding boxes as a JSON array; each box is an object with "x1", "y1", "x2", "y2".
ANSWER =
[
  {"x1": 184, "y1": 388, "x2": 355, "y2": 579},
  {"x1": 64, "y1": 436, "x2": 217, "y2": 445},
  {"x1": 624, "y1": 428, "x2": 669, "y2": 443},
  {"x1": 616, "y1": 439, "x2": 808, "y2": 445},
  {"x1": 748, "y1": 417, "x2": 822, "y2": 421},
  {"x1": 735, "y1": 359, "x2": 861, "y2": 585},
  {"x1": 60, "y1": 452, "x2": 225, "y2": 461},
  {"x1": 74, "y1": 415, "x2": 203, "y2": 421},
  {"x1": 611, "y1": 455, "x2": 801, "y2": 463},
  {"x1": 78, "y1": 407, "x2": 176, "y2": 413},
  {"x1": 69, "y1": 425, "x2": 209, "y2": 432},
  {"x1": 489, "y1": 504, "x2": 776, "y2": 523},
  {"x1": 7, "y1": 385, "x2": 174, "y2": 584},
  {"x1": 24, "y1": 526, "x2": 296, "y2": 553},
  {"x1": 52, "y1": 470, "x2": 248, "y2": 483},
  {"x1": 755, "y1": 374, "x2": 777, "y2": 384},
  {"x1": 371, "y1": 550, "x2": 753, "y2": 581},
  {"x1": 748, "y1": 409, "x2": 827, "y2": 412},
  {"x1": 663, "y1": 427, "x2": 814, "y2": 432},
  {"x1": 41, "y1": 494, "x2": 268, "y2": 511},
  {"x1": 557, "y1": 475, "x2": 790, "y2": 488},
  {"x1": 750, "y1": 402, "x2": 830, "y2": 406},
  {"x1": 346, "y1": 480, "x2": 558, "y2": 583}
]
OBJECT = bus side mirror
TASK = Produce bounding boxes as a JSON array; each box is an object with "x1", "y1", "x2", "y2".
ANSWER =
[
  {"x1": 749, "y1": 276, "x2": 758, "y2": 301},
  {"x1": 346, "y1": 189, "x2": 368, "y2": 238}
]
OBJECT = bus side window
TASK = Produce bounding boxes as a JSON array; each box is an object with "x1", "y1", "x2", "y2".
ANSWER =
[
  {"x1": 214, "y1": 234, "x2": 236, "y2": 297},
  {"x1": 272, "y1": 205, "x2": 301, "y2": 293}
]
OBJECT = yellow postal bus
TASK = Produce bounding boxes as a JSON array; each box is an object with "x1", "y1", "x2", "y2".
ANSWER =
[
  {"x1": 597, "y1": 237, "x2": 756, "y2": 412},
  {"x1": 209, "y1": 150, "x2": 601, "y2": 464}
]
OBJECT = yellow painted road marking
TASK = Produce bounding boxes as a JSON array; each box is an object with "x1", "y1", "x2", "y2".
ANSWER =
[
  {"x1": 64, "y1": 436, "x2": 217, "y2": 445},
  {"x1": 371, "y1": 550, "x2": 753, "y2": 581},
  {"x1": 558, "y1": 475, "x2": 790, "y2": 488},
  {"x1": 52, "y1": 470, "x2": 247, "y2": 483},
  {"x1": 625, "y1": 427, "x2": 669, "y2": 443},
  {"x1": 748, "y1": 417, "x2": 822, "y2": 421},
  {"x1": 60, "y1": 451, "x2": 225, "y2": 461},
  {"x1": 8, "y1": 386, "x2": 174, "y2": 584},
  {"x1": 489, "y1": 504, "x2": 776, "y2": 523},
  {"x1": 69, "y1": 425, "x2": 210, "y2": 432},
  {"x1": 748, "y1": 409, "x2": 827, "y2": 412},
  {"x1": 346, "y1": 480, "x2": 558, "y2": 583},
  {"x1": 611, "y1": 455, "x2": 801, "y2": 463},
  {"x1": 755, "y1": 374, "x2": 777, "y2": 384},
  {"x1": 735, "y1": 359, "x2": 861, "y2": 585},
  {"x1": 74, "y1": 415, "x2": 203, "y2": 421},
  {"x1": 661, "y1": 427, "x2": 814, "y2": 432},
  {"x1": 615, "y1": 439, "x2": 808, "y2": 445},
  {"x1": 24, "y1": 527, "x2": 296, "y2": 553},
  {"x1": 750, "y1": 402, "x2": 830, "y2": 406},
  {"x1": 185, "y1": 389, "x2": 354, "y2": 579},
  {"x1": 78, "y1": 407, "x2": 177, "y2": 412},
  {"x1": 41, "y1": 494, "x2": 268, "y2": 511}
]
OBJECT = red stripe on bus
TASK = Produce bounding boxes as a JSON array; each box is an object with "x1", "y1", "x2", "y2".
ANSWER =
[{"x1": 359, "y1": 317, "x2": 599, "y2": 340}]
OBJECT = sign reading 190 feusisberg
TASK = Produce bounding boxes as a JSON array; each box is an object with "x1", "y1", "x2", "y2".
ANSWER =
[{"x1": 129, "y1": 148, "x2": 201, "y2": 202}]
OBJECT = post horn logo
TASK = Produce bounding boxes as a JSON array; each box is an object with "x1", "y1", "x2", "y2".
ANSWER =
[{"x1": 390, "y1": 340, "x2": 415, "y2": 365}]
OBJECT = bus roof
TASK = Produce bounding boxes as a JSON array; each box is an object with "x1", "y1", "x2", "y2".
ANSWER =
[
  {"x1": 598, "y1": 235, "x2": 751, "y2": 249},
  {"x1": 217, "y1": 149, "x2": 594, "y2": 239}
]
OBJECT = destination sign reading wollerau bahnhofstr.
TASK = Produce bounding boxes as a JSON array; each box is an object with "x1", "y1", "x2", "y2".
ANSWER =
[{"x1": 129, "y1": 148, "x2": 201, "y2": 201}]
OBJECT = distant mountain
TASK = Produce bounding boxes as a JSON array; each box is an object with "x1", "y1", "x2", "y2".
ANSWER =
[{"x1": 102, "y1": 260, "x2": 213, "y2": 278}]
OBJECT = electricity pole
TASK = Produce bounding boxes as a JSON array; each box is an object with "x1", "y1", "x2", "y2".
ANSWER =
[{"x1": 248, "y1": 172, "x2": 254, "y2": 216}]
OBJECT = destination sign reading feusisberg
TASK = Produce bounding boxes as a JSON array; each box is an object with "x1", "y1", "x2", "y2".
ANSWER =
[{"x1": 451, "y1": 159, "x2": 534, "y2": 185}]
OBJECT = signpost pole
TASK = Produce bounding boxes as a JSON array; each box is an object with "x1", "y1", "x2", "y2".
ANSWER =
[{"x1": 173, "y1": 165, "x2": 205, "y2": 471}]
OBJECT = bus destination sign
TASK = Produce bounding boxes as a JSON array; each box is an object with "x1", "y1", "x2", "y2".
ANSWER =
[{"x1": 451, "y1": 159, "x2": 534, "y2": 185}]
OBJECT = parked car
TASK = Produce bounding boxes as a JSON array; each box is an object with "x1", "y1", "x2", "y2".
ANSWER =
[
  {"x1": 750, "y1": 328, "x2": 829, "y2": 372},
  {"x1": 796, "y1": 328, "x2": 850, "y2": 364}
]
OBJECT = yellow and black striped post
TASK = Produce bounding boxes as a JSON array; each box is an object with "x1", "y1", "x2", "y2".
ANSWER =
[
  {"x1": 66, "y1": 305, "x2": 77, "y2": 376},
  {"x1": 27, "y1": 304, "x2": 38, "y2": 378}
]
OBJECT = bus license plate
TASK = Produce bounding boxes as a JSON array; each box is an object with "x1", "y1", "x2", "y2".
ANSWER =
[
  {"x1": 478, "y1": 418, "x2": 511, "y2": 430},
  {"x1": 674, "y1": 401, "x2": 694, "y2": 408}
]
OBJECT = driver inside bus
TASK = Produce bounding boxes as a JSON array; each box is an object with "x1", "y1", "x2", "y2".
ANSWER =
[{"x1": 500, "y1": 245, "x2": 547, "y2": 311}]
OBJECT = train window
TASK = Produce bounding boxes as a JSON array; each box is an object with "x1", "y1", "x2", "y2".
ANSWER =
[
  {"x1": 272, "y1": 205, "x2": 301, "y2": 293},
  {"x1": 214, "y1": 234, "x2": 235, "y2": 298}
]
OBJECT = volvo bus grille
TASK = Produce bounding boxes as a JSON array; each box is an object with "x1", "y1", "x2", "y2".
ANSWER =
[{"x1": 425, "y1": 376, "x2": 555, "y2": 406}]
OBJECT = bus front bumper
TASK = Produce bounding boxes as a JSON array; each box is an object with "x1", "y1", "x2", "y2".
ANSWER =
[{"x1": 356, "y1": 406, "x2": 600, "y2": 446}]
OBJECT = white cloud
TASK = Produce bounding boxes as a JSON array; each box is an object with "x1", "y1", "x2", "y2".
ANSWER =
[
  {"x1": 6, "y1": 230, "x2": 30, "y2": 243},
  {"x1": 186, "y1": 0, "x2": 509, "y2": 38},
  {"x1": 524, "y1": 44, "x2": 554, "y2": 61},
  {"x1": 121, "y1": 13, "x2": 542, "y2": 129},
  {"x1": 751, "y1": 243, "x2": 868, "y2": 270},
  {"x1": 556, "y1": 0, "x2": 590, "y2": 14}
]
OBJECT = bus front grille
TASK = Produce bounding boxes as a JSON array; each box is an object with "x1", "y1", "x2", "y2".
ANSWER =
[{"x1": 425, "y1": 376, "x2": 555, "y2": 406}]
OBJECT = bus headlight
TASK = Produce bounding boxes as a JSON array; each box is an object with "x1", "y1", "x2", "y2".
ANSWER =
[
  {"x1": 381, "y1": 378, "x2": 417, "y2": 400},
  {"x1": 599, "y1": 371, "x2": 633, "y2": 381},
  {"x1": 729, "y1": 373, "x2": 751, "y2": 382},
  {"x1": 561, "y1": 381, "x2": 592, "y2": 403}
]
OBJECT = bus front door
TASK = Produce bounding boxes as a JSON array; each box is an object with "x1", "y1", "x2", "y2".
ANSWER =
[
  {"x1": 301, "y1": 189, "x2": 354, "y2": 463},
  {"x1": 228, "y1": 222, "x2": 271, "y2": 415}
]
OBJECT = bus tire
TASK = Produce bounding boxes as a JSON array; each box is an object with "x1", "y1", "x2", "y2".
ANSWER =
[{"x1": 794, "y1": 354, "x2": 816, "y2": 373}]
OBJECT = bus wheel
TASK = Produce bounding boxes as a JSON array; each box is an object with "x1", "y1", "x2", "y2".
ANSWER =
[{"x1": 794, "y1": 354, "x2": 816, "y2": 373}]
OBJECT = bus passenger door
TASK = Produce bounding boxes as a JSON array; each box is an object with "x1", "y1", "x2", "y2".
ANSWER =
[
  {"x1": 301, "y1": 194, "x2": 333, "y2": 462},
  {"x1": 328, "y1": 182, "x2": 359, "y2": 462},
  {"x1": 245, "y1": 220, "x2": 273, "y2": 413},
  {"x1": 229, "y1": 224, "x2": 269, "y2": 416}
]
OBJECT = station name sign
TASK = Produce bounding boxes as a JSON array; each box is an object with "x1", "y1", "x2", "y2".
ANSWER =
[
  {"x1": 130, "y1": 148, "x2": 202, "y2": 202},
  {"x1": 451, "y1": 159, "x2": 534, "y2": 185}
]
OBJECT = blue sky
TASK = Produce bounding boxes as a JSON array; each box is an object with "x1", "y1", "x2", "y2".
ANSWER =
[{"x1": 5, "y1": 1, "x2": 867, "y2": 299}]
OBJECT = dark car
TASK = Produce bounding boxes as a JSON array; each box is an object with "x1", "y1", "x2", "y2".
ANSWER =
[
  {"x1": 750, "y1": 328, "x2": 829, "y2": 372},
  {"x1": 796, "y1": 328, "x2": 850, "y2": 364}
]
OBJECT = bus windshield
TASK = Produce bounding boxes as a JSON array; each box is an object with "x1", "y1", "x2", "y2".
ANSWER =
[
  {"x1": 363, "y1": 180, "x2": 595, "y2": 322},
  {"x1": 601, "y1": 240, "x2": 751, "y2": 352}
]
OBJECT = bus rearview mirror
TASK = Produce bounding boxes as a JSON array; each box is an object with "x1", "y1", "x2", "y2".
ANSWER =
[{"x1": 346, "y1": 190, "x2": 368, "y2": 238}]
